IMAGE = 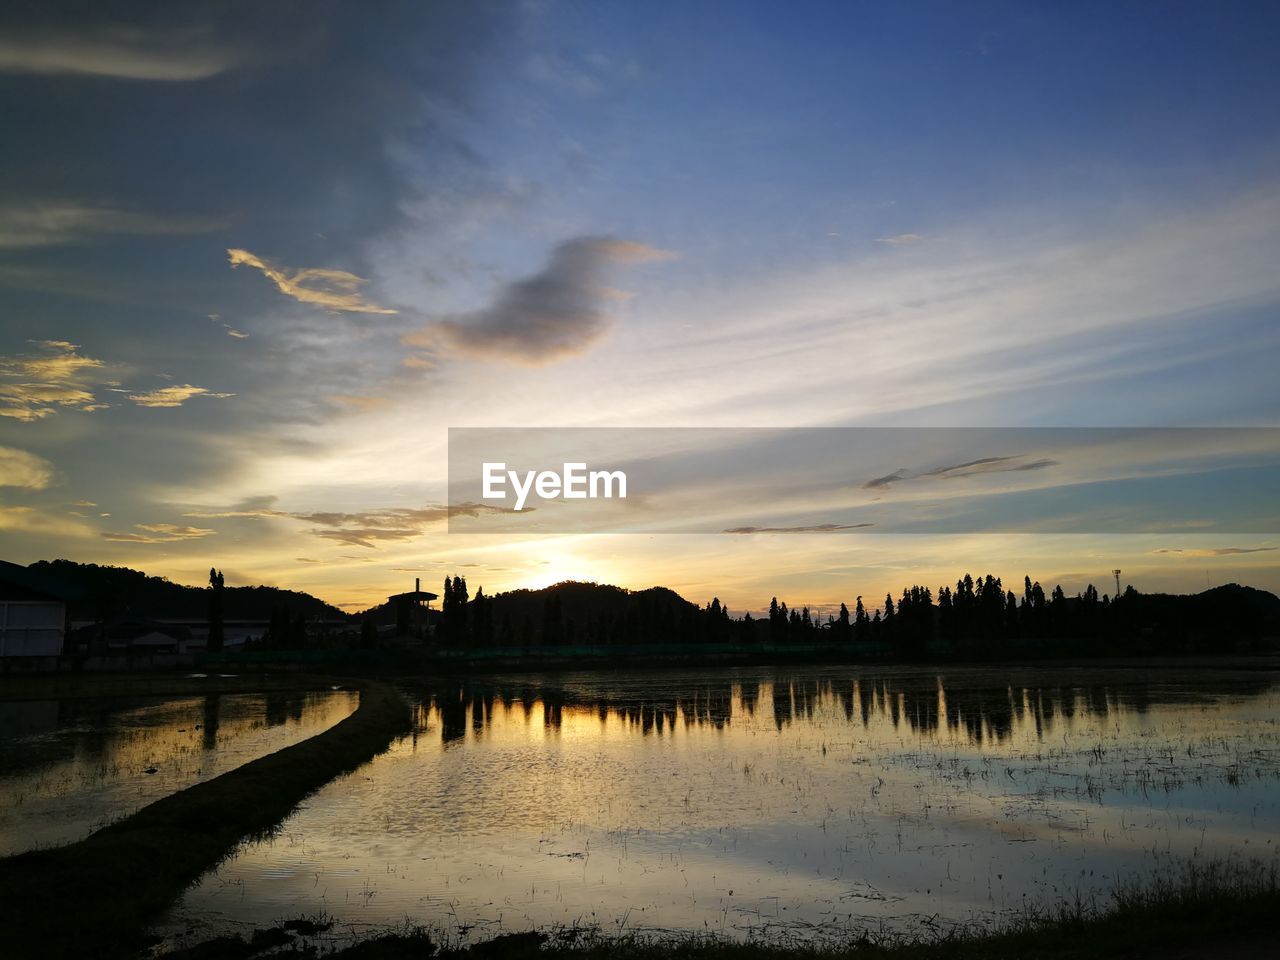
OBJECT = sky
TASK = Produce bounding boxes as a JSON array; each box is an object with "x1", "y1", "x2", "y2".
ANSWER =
[{"x1": 1, "y1": 0, "x2": 1279, "y2": 614}]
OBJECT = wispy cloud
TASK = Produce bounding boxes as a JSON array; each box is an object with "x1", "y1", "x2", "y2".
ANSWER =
[
  {"x1": 1152, "y1": 546, "x2": 1278, "y2": 558},
  {"x1": 0, "y1": 202, "x2": 228, "y2": 248},
  {"x1": 327, "y1": 394, "x2": 387, "y2": 411},
  {"x1": 0, "y1": 506, "x2": 92, "y2": 537},
  {"x1": 0, "y1": 340, "x2": 107, "y2": 420},
  {"x1": 0, "y1": 445, "x2": 54, "y2": 489},
  {"x1": 228, "y1": 248, "x2": 397, "y2": 315},
  {"x1": 724, "y1": 522, "x2": 875, "y2": 533},
  {"x1": 183, "y1": 497, "x2": 519, "y2": 549},
  {"x1": 102, "y1": 522, "x2": 215, "y2": 543},
  {"x1": 128, "y1": 384, "x2": 234, "y2": 408},
  {"x1": 0, "y1": 27, "x2": 239, "y2": 81},
  {"x1": 863, "y1": 455, "x2": 1058, "y2": 490},
  {"x1": 299, "y1": 505, "x2": 459, "y2": 548},
  {"x1": 183, "y1": 495, "x2": 285, "y2": 520},
  {"x1": 873, "y1": 233, "x2": 923, "y2": 245},
  {"x1": 405, "y1": 236, "x2": 675, "y2": 365}
]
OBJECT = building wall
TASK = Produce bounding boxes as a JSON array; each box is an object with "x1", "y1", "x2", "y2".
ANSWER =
[{"x1": 0, "y1": 600, "x2": 65, "y2": 657}]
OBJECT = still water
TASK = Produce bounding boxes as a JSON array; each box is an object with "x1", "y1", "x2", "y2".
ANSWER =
[
  {"x1": 161, "y1": 666, "x2": 1279, "y2": 945},
  {"x1": 0, "y1": 686, "x2": 359, "y2": 854}
]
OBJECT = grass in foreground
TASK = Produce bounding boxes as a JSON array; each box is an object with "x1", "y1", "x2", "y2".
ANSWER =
[
  {"x1": 0, "y1": 681, "x2": 412, "y2": 960},
  {"x1": 160, "y1": 858, "x2": 1280, "y2": 959}
]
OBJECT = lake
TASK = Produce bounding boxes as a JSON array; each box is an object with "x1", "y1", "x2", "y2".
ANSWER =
[
  {"x1": 0, "y1": 684, "x2": 359, "y2": 855},
  {"x1": 156, "y1": 664, "x2": 1279, "y2": 947}
]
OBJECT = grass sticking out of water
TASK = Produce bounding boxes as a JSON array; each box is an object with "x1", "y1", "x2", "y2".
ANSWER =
[{"x1": 159, "y1": 858, "x2": 1279, "y2": 959}]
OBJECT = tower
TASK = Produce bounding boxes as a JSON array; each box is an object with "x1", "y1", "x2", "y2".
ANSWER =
[{"x1": 1113, "y1": 569, "x2": 1122, "y2": 598}]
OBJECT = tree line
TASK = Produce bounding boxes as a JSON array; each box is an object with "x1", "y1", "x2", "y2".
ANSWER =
[{"x1": 421, "y1": 574, "x2": 1275, "y2": 659}]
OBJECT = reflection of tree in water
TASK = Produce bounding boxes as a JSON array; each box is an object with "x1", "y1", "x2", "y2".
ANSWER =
[
  {"x1": 201, "y1": 694, "x2": 220, "y2": 751},
  {"x1": 418, "y1": 673, "x2": 1276, "y2": 748},
  {"x1": 772, "y1": 682, "x2": 791, "y2": 731},
  {"x1": 543, "y1": 690, "x2": 564, "y2": 730},
  {"x1": 438, "y1": 689, "x2": 469, "y2": 745},
  {"x1": 264, "y1": 692, "x2": 289, "y2": 728}
]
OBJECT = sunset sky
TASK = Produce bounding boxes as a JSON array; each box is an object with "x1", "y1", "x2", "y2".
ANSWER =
[{"x1": 2, "y1": 1, "x2": 1278, "y2": 614}]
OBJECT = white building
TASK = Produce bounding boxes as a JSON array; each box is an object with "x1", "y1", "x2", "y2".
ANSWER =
[{"x1": 0, "y1": 560, "x2": 75, "y2": 658}]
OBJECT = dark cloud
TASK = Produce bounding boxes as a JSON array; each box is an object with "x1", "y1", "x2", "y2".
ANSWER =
[
  {"x1": 1152, "y1": 546, "x2": 1277, "y2": 557},
  {"x1": 723, "y1": 522, "x2": 875, "y2": 534},
  {"x1": 185, "y1": 498, "x2": 524, "y2": 548},
  {"x1": 864, "y1": 469, "x2": 910, "y2": 490},
  {"x1": 0, "y1": 1, "x2": 505, "y2": 268},
  {"x1": 405, "y1": 237, "x2": 675, "y2": 364},
  {"x1": 863, "y1": 455, "x2": 1058, "y2": 489}
]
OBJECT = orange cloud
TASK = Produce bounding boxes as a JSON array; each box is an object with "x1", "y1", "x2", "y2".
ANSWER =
[{"x1": 228, "y1": 248, "x2": 397, "y2": 314}]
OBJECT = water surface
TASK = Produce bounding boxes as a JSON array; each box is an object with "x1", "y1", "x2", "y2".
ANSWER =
[
  {"x1": 159, "y1": 665, "x2": 1280, "y2": 946},
  {"x1": 0, "y1": 686, "x2": 359, "y2": 854}
]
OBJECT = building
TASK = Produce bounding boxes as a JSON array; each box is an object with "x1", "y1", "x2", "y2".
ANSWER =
[
  {"x1": 387, "y1": 577, "x2": 438, "y2": 638},
  {"x1": 0, "y1": 560, "x2": 79, "y2": 658},
  {"x1": 72, "y1": 617, "x2": 194, "y2": 655}
]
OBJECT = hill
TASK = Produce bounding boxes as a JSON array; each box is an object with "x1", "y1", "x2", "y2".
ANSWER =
[
  {"x1": 357, "y1": 580, "x2": 703, "y2": 645},
  {"x1": 23, "y1": 559, "x2": 349, "y2": 622}
]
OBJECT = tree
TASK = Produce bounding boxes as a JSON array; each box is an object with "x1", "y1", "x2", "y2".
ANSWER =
[
  {"x1": 207, "y1": 568, "x2": 225, "y2": 653},
  {"x1": 835, "y1": 602, "x2": 851, "y2": 643},
  {"x1": 472, "y1": 586, "x2": 493, "y2": 647},
  {"x1": 542, "y1": 592, "x2": 563, "y2": 645}
]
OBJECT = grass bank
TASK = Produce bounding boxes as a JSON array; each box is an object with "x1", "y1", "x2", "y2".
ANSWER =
[
  {"x1": 162, "y1": 859, "x2": 1279, "y2": 959},
  {"x1": 0, "y1": 680, "x2": 412, "y2": 960}
]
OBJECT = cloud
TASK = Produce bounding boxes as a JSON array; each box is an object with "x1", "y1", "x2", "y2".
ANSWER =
[
  {"x1": 298, "y1": 505, "x2": 458, "y2": 547},
  {"x1": 405, "y1": 236, "x2": 675, "y2": 364},
  {"x1": 0, "y1": 506, "x2": 92, "y2": 537},
  {"x1": 1152, "y1": 546, "x2": 1278, "y2": 558},
  {"x1": 183, "y1": 495, "x2": 284, "y2": 520},
  {"x1": 864, "y1": 469, "x2": 910, "y2": 490},
  {"x1": 228, "y1": 248, "x2": 397, "y2": 315},
  {"x1": 862, "y1": 455, "x2": 1058, "y2": 489},
  {"x1": 0, "y1": 445, "x2": 55, "y2": 489},
  {"x1": 190, "y1": 501, "x2": 521, "y2": 548},
  {"x1": 128, "y1": 384, "x2": 234, "y2": 408},
  {"x1": 0, "y1": 340, "x2": 107, "y2": 420},
  {"x1": 182, "y1": 497, "x2": 515, "y2": 548},
  {"x1": 102, "y1": 522, "x2": 215, "y2": 543},
  {"x1": 328, "y1": 394, "x2": 388, "y2": 411},
  {"x1": 208, "y1": 313, "x2": 249, "y2": 339},
  {"x1": 724, "y1": 522, "x2": 875, "y2": 533},
  {"x1": 0, "y1": 202, "x2": 228, "y2": 248},
  {"x1": 0, "y1": 27, "x2": 239, "y2": 81},
  {"x1": 873, "y1": 233, "x2": 924, "y2": 245}
]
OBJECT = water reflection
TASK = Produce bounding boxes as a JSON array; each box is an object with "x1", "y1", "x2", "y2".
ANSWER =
[
  {"x1": 0, "y1": 688, "x2": 359, "y2": 855},
  {"x1": 413, "y1": 668, "x2": 1277, "y2": 747},
  {"x1": 161, "y1": 666, "x2": 1280, "y2": 949}
]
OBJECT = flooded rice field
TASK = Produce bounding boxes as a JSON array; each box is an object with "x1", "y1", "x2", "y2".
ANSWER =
[
  {"x1": 0, "y1": 684, "x2": 359, "y2": 854},
  {"x1": 158, "y1": 665, "x2": 1279, "y2": 946}
]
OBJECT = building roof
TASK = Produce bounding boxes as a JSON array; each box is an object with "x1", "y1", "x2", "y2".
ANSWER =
[{"x1": 387, "y1": 589, "x2": 438, "y2": 602}]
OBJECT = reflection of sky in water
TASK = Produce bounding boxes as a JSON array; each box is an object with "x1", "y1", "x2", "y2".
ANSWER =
[
  {"x1": 160, "y1": 667, "x2": 1279, "y2": 947},
  {"x1": 0, "y1": 689, "x2": 358, "y2": 854}
]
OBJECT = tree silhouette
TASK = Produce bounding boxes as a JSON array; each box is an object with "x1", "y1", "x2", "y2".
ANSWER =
[{"x1": 207, "y1": 568, "x2": 225, "y2": 653}]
